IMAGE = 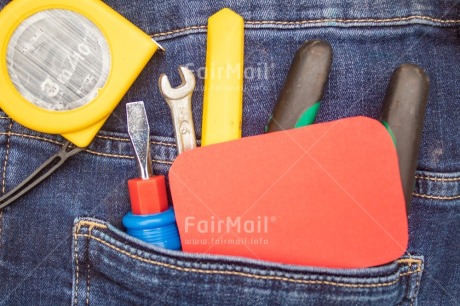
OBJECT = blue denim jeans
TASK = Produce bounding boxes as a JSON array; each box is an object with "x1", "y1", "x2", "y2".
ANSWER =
[{"x1": 0, "y1": 0, "x2": 459, "y2": 305}]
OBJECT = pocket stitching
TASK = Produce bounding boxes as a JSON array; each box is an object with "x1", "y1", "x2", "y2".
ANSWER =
[
  {"x1": 150, "y1": 15, "x2": 460, "y2": 38},
  {"x1": 0, "y1": 120, "x2": 13, "y2": 248},
  {"x1": 409, "y1": 258, "x2": 424, "y2": 306},
  {"x1": 0, "y1": 131, "x2": 173, "y2": 163},
  {"x1": 75, "y1": 229, "x2": 423, "y2": 289},
  {"x1": 96, "y1": 134, "x2": 177, "y2": 148},
  {"x1": 412, "y1": 193, "x2": 460, "y2": 200},
  {"x1": 415, "y1": 175, "x2": 460, "y2": 182},
  {"x1": 86, "y1": 231, "x2": 91, "y2": 306},
  {"x1": 73, "y1": 222, "x2": 81, "y2": 306}
]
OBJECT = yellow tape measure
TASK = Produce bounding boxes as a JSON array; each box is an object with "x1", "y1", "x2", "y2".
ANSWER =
[
  {"x1": 0, "y1": 0, "x2": 161, "y2": 147},
  {"x1": 0, "y1": 0, "x2": 163, "y2": 209}
]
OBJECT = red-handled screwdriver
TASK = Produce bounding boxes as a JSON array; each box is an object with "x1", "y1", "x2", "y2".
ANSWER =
[
  {"x1": 126, "y1": 101, "x2": 168, "y2": 214},
  {"x1": 122, "y1": 101, "x2": 181, "y2": 250}
]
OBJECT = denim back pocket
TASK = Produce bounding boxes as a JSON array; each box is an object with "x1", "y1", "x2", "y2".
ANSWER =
[{"x1": 72, "y1": 218, "x2": 424, "y2": 306}]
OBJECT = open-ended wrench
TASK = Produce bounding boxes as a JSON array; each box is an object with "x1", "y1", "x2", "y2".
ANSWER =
[{"x1": 159, "y1": 66, "x2": 197, "y2": 155}]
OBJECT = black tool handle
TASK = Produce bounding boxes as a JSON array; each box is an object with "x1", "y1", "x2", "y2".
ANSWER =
[
  {"x1": 380, "y1": 64, "x2": 429, "y2": 213},
  {"x1": 267, "y1": 40, "x2": 333, "y2": 132},
  {"x1": 0, "y1": 141, "x2": 83, "y2": 210}
]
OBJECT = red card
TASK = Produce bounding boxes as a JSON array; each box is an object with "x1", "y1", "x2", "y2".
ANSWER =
[{"x1": 170, "y1": 117, "x2": 408, "y2": 268}]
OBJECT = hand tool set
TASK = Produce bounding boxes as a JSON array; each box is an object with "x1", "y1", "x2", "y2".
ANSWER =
[{"x1": 0, "y1": 2, "x2": 429, "y2": 269}]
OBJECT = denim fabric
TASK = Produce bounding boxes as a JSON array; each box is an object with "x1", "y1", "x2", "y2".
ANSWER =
[
  {"x1": 0, "y1": 0, "x2": 459, "y2": 305},
  {"x1": 71, "y1": 218, "x2": 424, "y2": 305}
]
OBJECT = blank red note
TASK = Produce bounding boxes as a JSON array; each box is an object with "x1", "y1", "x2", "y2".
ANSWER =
[{"x1": 170, "y1": 116, "x2": 407, "y2": 268}]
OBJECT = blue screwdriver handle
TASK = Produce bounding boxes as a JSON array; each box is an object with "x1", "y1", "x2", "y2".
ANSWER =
[{"x1": 122, "y1": 207, "x2": 181, "y2": 250}]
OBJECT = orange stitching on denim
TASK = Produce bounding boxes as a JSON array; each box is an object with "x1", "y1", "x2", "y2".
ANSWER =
[
  {"x1": 415, "y1": 175, "x2": 460, "y2": 182},
  {"x1": 412, "y1": 193, "x2": 460, "y2": 200},
  {"x1": 85, "y1": 259, "x2": 90, "y2": 306},
  {"x1": 2, "y1": 121, "x2": 13, "y2": 195},
  {"x1": 73, "y1": 223, "x2": 81, "y2": 306},
  {"x1": 399, "y1": 270, "x2": 420, "y2": 278},
  {"x1": 96, "y1": 134, "x2": 177, "y2": 147},
  {"x1": 78, "y1": 220, "x2": 107, "y2": 230},
  {"x1": 96, "y1": 134, "x2": 129, "y2": 142},
  {"x1": 76, "y1": 232, "x2": 421, "y2": 288},
  {"x1": 396, "y1": 258, "x2": 419, "y2": 264},
  {"x1": 415, "y1": 268, "x2": 423, "y2": 302},
  {"x1": 0, "y1": 132, "x2": 63, "y2": 146},
  {"x1": 397, "y1": 258, "x2": 423, "y2": 272},
  {"x1": 0, "y1": 121, "x2": 13, "y2": 246},
  {"x1": 398, "y1": 262, "x2": 422, "y2": 277},
  {"x1": 83, "y1": 149, "x2": 133, "y2": 159},
  {"x1": 245, "y1": 15, "x2": 460, "y2": 25},
  {"x1": 0, "y1": 131, "x2": 176, "y2": 149},
  {"x1": 154, "y1": 159, "x2": 173, "y2": 165},
  {"x1": 410, "y1": 270, "x2": 421, "y2": 306},
  {"x1": 0, "y1": 207, "x2": 2, "y2": 247},
  {"x1": 151, "y1": 15, "x2": 460, "y2": 38},
  {"x1": 84, "y1": 149, "x2": 173, "y2": 164},
  {"x1": 407, "y1": 258, "x2": 423, "y2": 306},
  {"x1": 151, "y1": 140, "x2": 176, "y2": 147},
  {"x1": 0, "y1": 132, "x2": 174, "y2": 163},
  {"x1": 97, "y1": 134, "x2": 177, "y2": 147},
  {"x1": 85, "y1": 226, "x2": 94, "y2": 306},
  {"x1": 399, "y1": 267, "x2": 421, "y2": 278},
  {"x1": 151, "y1": 25, "x2": 206, "y2": 37}
]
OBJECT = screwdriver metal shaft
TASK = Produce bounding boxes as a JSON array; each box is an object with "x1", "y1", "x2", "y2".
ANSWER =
[
  {"x1": 127, "y1": 101, "x2": 153, "y2": 180},
  {"x1": 124, "y1": 101, "x2": 181, "y2": 250}
]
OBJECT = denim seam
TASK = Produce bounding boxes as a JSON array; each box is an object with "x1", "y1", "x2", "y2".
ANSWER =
[
  {"x1": 86, "y1": 260, "x2": 90, "y2": 306},
  {"x1": 96, "y1": 134, "x2": 177, "y2": 148},
  {"x1": 74, "y1": 221, "x2": 423, "y2": 288},
  {"x1": 151, "y1": 15, "x2": 460, "y2": 38},
  {"x1": 2, "y1": 125, "x2": 460, "y2": 188},
  {"x1": 412, "y1": 193, "x2": 460, "y2": 200},
  {"x1": 245, "y1": 16, "x2": 460, "y2": 25},
  {"x1": 1, "y1": 120, "x2": 12, "y2": 195},
  {"x1": 3, "y1": 119, "x2": 460, "y2": 183},
  {"x1": 0, "y1": 216, "x2": 1, "y2": 249},
  {"x1": 0, "y1": 131, "x2": 174, "y2": 164},
  {"x1": 86, "y1": 227, "x2": 92, "y2": 306},
  {"x1": 73, "y1": 222, "x2": 81, "y2": 306},
  {"x1": 0, "y1": 120, "x2": 12, "y2": 246},
  {"x1": 84, "y1": 148, "x2": 172, "y2": 164},
  {"x1": 0, "y1": 131, "x2": 63, "y2": 146},
  {"x1": 415, "y1": 175, "x2": 460, "y2": 182},
  {"x1": 409, "y1": 267, "x2": 423, "y2": 306},
  {"x1": 77, "y1": 232, "x2": 422, "y2": 288},
  {"x1": 398, "y1": 257, "x2": 424, "y2": 304},
  {"x1": 0, "y1": 117, "x2": 177, "y2": 148}
]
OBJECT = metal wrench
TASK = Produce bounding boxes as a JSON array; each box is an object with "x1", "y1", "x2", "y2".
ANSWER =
[{"x1": 159, "y1": 66, "x2": 197, "y2": 155}]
